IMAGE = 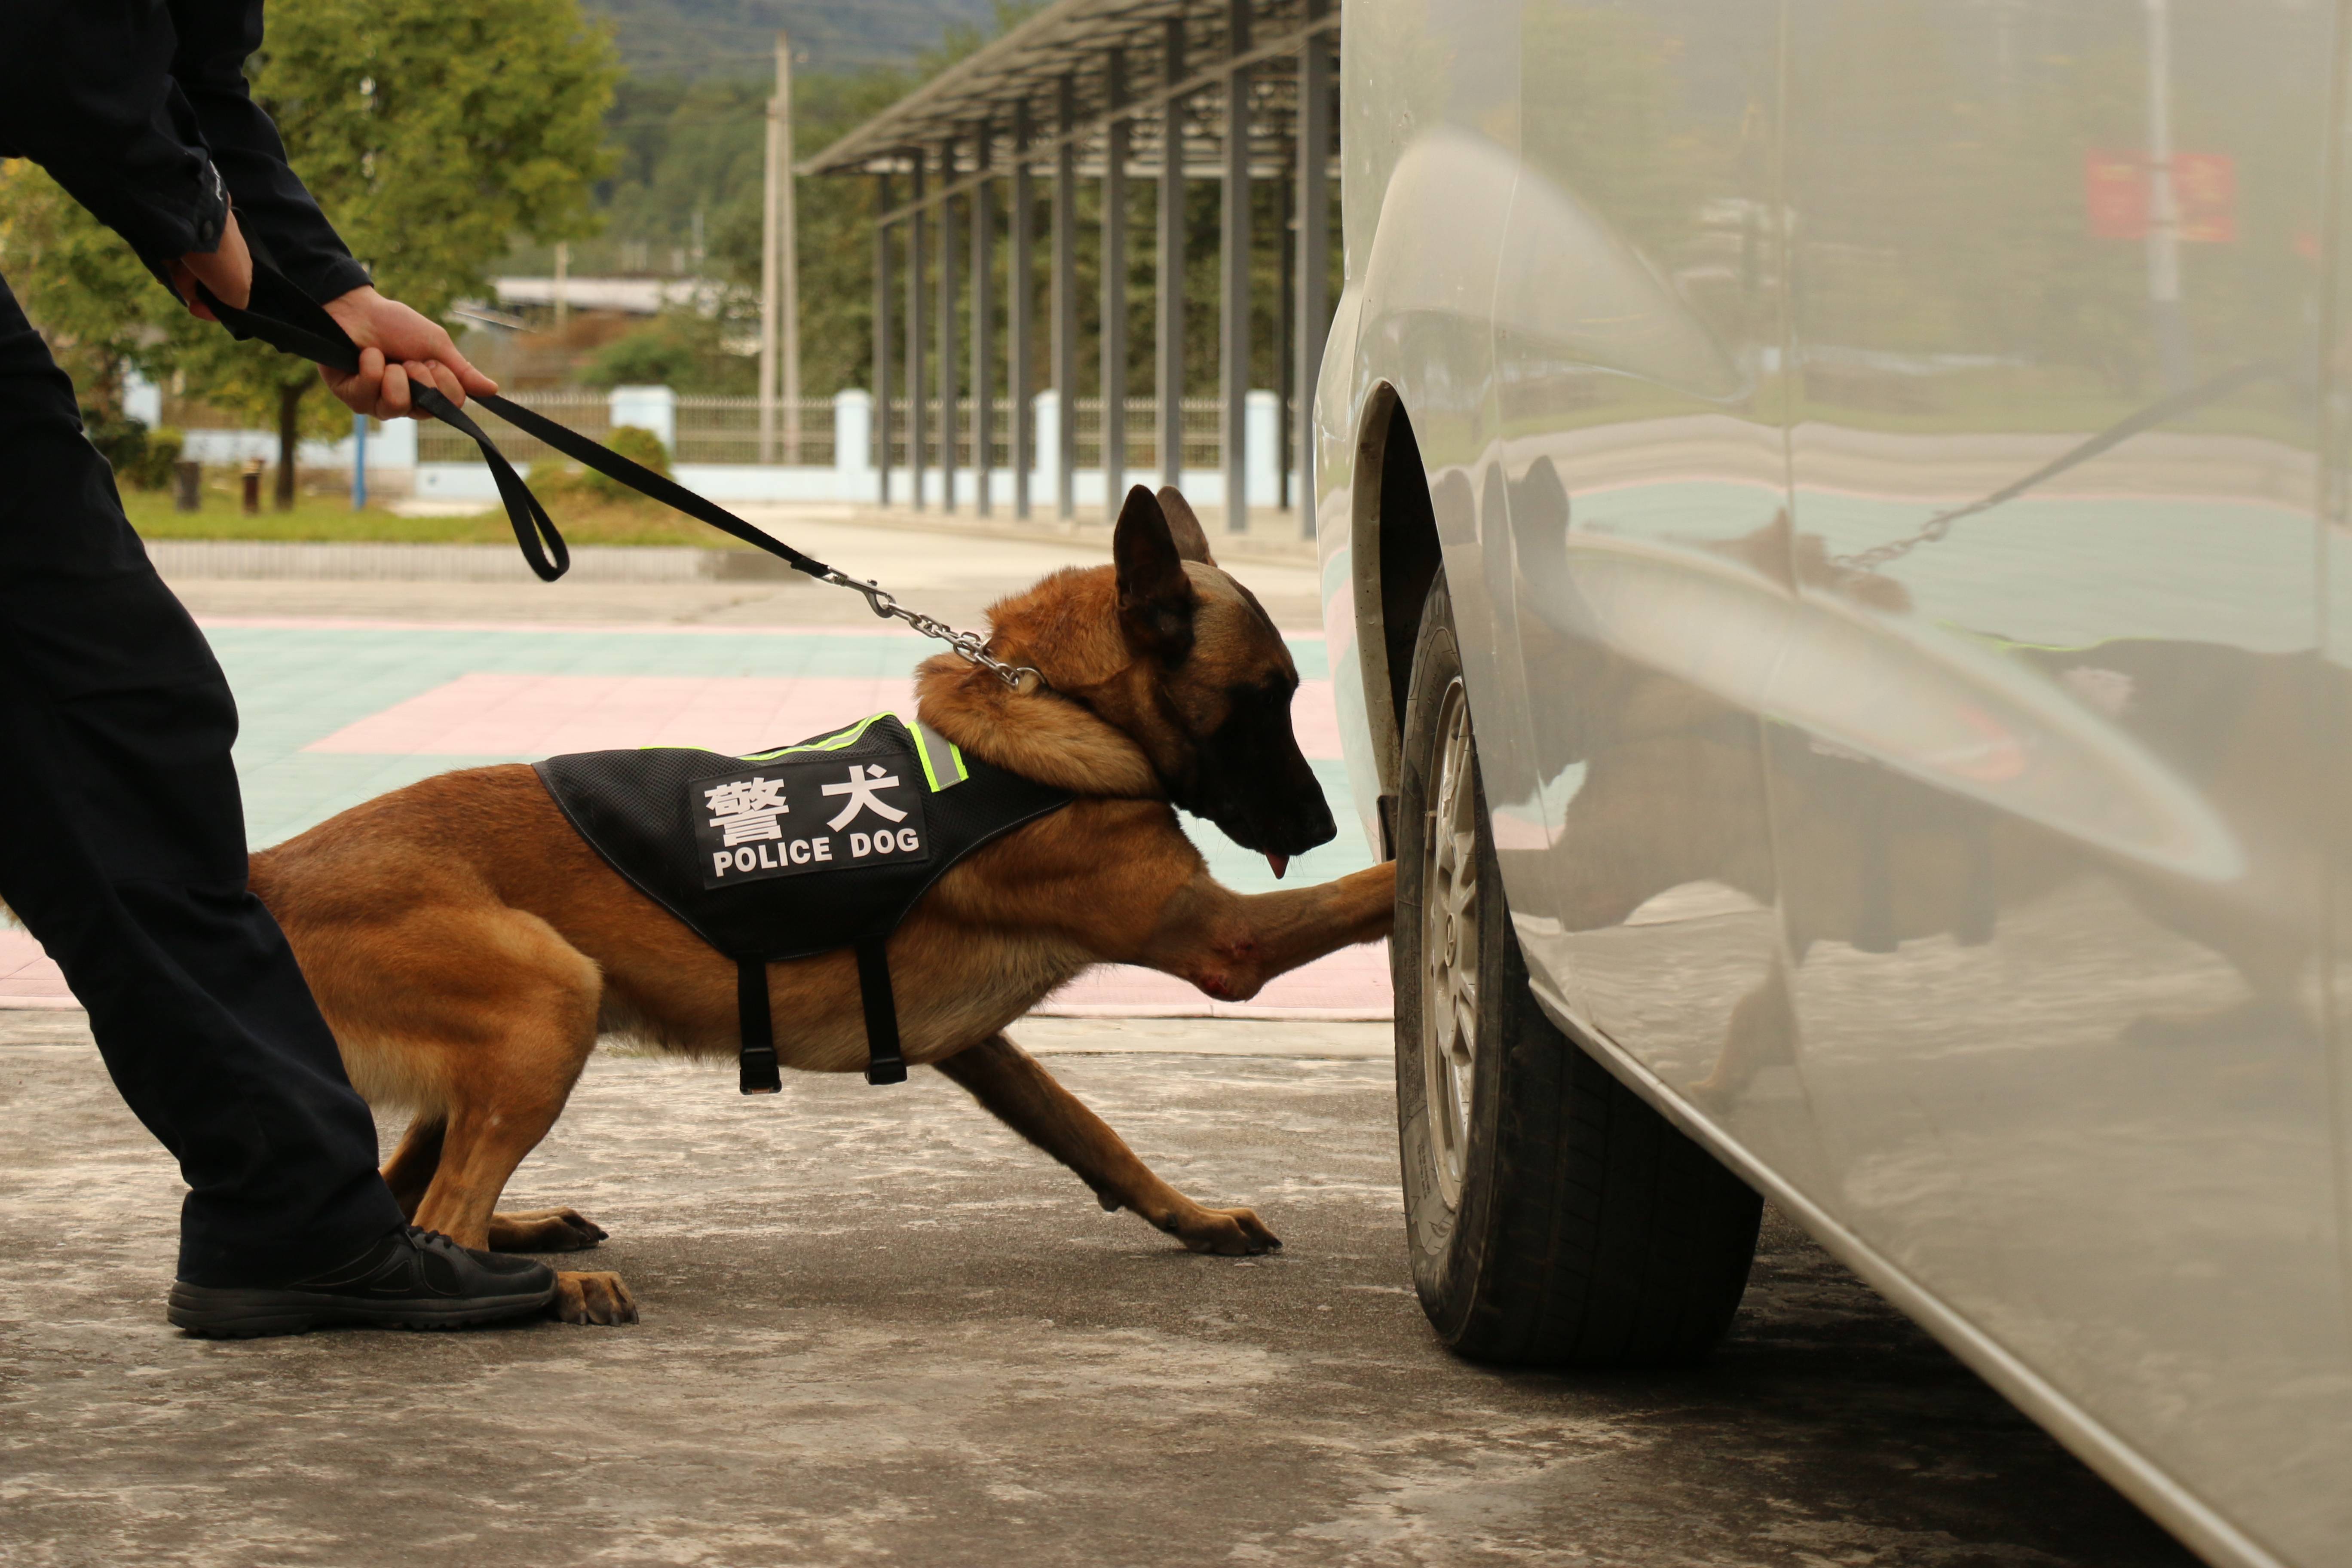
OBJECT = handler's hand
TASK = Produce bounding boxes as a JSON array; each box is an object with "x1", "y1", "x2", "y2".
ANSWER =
[
  {"x1": 168, "y1": 208, "x2": 253, "y2": 318},
  {"x1": 319, "y1": 285, "x2": 498, "y2": 419}
]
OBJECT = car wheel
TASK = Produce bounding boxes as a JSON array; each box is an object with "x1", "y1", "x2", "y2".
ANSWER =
[{"x1": 1393, "y1": 569, "x2": 1764, "y2": 1366}]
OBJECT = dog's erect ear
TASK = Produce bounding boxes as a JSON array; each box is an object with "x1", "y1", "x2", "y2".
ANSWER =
[
  {"x1": 1114, "y1": 484, "x2": 1197, "y2": 660},
  {"x1": 1155, "y1": 485, "x2": 1217, "y2": 567}
]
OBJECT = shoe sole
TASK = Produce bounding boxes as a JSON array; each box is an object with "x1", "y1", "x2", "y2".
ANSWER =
[{"x1": 166, "y1": 1281, "x2": 558, "y2": 1338}]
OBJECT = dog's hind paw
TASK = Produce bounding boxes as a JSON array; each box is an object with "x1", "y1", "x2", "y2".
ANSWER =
[
  {"x1": 550, "y1": 1270, "x2": 639, "y2": 1325},
  {"x1": 490, "y1": 1207, "x2": 608, "y2": 1253},
  {"x1": 1170, "y1": 1205, "x2": 1282, "y2": 1257}
]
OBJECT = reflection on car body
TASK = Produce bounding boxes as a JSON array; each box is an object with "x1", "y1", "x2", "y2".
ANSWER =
[{"x1": 1317, "y1": 3, "x2": 2351, "y2": 1565}]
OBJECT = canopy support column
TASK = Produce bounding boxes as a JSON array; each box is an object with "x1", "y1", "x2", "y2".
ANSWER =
[
  {"x1": 1219, "y1": 0, "x2": 1252, "y2": 533},
  {"x1": 1051, "y1": 74, "x2": 1079, "y2": 522},
  {"x1": 971, "y1": 124, "x2": 994, "y2": 516},
  {"x1": 1295, "y1": 0, "x2": 1332, "y2": 538},
  {"x1": 1099, "y1": 49, "x2": 1130, "y2": 521},
  {"x1": 873, "y1": 177, "x2": 893, "y2": 505},
  {"x1": 1011, "y1": 103, "x2": 1035, "y2": 521},
  {"x1": 1156, "y1": 18, "x2": 1187, "y2": 492},
  {"x1": 937, "y1": 138, "x2": 959, "y2": 513},
  {"x1": 907, "y1": 153, "x2": 927, "y2": 510}
]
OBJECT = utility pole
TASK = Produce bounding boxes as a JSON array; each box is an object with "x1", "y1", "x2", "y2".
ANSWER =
[{"x1": 760, "y1": 32, "x2": 802, "y2": 463}]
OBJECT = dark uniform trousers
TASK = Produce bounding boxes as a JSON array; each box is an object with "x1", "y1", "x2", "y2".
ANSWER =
[{"x1": 0, "y1": 271, "x2": 403, "y2": 1287}]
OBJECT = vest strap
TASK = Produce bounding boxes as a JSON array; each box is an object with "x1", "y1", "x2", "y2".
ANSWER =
[
  {"x1": 736, "y1": 958, "x2": 782, "y2": 1094},
  {"x1": 855, "y1": 937, "x2": 908, "y2": 1085}
]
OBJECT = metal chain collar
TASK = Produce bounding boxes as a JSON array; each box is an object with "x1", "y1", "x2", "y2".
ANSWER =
[{"x1": 823, "y1": 572, "x2": 1044, "y2": 693}]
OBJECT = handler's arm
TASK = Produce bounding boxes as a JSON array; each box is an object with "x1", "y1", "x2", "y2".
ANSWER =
[
  {"x1": 165, "y1": 0, "x2": 495, "y2": 414},
  {"x1": 0, "y1": 3, "x2": 236, "y2": 279},
  {"x1": 165, "y1": 0, "x2": 369, "y2": 306}
]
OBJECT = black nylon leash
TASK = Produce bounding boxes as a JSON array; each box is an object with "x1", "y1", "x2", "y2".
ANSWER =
[
  {"x1": 199, "y1": 264, "x2": 843, "y2": 586},
  {"x1": 204, "y1": 265, "x2": 1047, "y2": 695}
]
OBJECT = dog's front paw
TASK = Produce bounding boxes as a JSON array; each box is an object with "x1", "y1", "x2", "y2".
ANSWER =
[
  {"x1": 1172, "y1": 1205, "x2": 1282, "y2": 1256},
  {"x1": 491, "y1": 1207, "x2": 608, "y2": 1253},
  {"x1": 550, "y1": 1270, "x2": 639, "y2": 1325}
]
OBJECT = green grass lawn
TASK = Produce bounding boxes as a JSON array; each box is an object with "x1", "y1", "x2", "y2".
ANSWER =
[{"x1": 121, "y1": 478, "x2": 758, "y2": 548}]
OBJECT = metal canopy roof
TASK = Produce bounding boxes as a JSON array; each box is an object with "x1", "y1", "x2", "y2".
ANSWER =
[{"x1": 800, "y1": 0, "x2": 1333, "y2": 184}]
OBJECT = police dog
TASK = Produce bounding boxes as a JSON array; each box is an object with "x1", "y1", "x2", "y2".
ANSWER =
[{"x1": 246, "y1": 485, "x2": 1394, "y2": 1323}]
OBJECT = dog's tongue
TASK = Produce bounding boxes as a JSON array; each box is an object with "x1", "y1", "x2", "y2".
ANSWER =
[{"x1": 1267, "y1": 854, "x2": 1289, "y2": 880}]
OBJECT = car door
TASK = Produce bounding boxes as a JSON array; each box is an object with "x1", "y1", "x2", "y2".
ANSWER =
[
  {"x1": 1493, "y1": 0, "x2": 1829, "y2": 1177},
  {"x1": 1339, "y1": 0, "x2": 1555, "y2": 936},
  {"x1": 1773, "y1": 1, "x2": 2351, "y2": 1558}
]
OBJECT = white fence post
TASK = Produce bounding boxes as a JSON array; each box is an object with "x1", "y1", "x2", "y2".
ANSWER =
[
  {"x1": 609, "y1": 385, "x2": 677, "y2": 452},
  {"x1": 123, "y1": 368, "x2": 163, "y2": 429},
  {"x1": 1032, "y1": 389, "x2": 1060, "y2": 509},
  {"x1": 1245, "y1": 389, "x2": 1281, "y2": 508},
  {"x1": 833, "y1": 389, "x2": 871, "y2": 475},
  {"x1": 372, "y1": 416, "x2": 418, "y2": 473}
]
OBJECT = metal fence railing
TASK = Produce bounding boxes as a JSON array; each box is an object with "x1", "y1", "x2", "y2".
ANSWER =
[
  {"x1": 875, "y1": 396, "x2": 1225, "y2": 474},
  {"x1": 411, "y1": 392, "x2": 1231, "y2": 472},
  {"x1": 671, "y1": 397, "x2": 837, "y2": 466},
  {"x1": 415, "y1": 393, "x2": 837, "y2": 467},
  {"x1": 416, "y1": 391, "x2": 610, "y2": 465}
]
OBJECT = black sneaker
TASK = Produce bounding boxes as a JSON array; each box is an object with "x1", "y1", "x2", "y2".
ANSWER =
[{"x1": 167, "y1": 1225, "x2": 558, "y2": 1338}]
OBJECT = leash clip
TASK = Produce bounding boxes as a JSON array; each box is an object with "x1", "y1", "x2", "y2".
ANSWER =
[
  {"x1": 827, "y1": 572, "x2": 900, "y2": 620},
  {"x1": 823, "y1": 573, "x2": 1043, "y2": 694}
]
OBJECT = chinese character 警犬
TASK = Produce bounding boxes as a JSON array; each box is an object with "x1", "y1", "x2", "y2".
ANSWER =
[
  {"x1": 821, "y1": 763, "x2": 908, "y2": 830},
  {"x1": 704, "y1": 775, "x2": 788, "y2": 845}
]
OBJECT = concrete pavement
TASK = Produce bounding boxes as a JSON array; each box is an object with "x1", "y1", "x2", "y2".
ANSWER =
[
  {"x1": 0, "y1": 1010, "x2": 2197, "y2": 1568},
  {"x1": 0, "y1": 515, "x2": 2203, "y2": 1563}
]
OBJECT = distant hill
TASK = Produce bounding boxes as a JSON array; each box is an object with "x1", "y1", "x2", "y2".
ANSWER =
[{"x1": 579, "y1": 0, "x2": 998, "y2": 77}]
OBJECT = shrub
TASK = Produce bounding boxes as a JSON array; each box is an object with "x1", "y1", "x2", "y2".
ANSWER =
[
  {"x1": 580, "y1": 311, "x2": 755, "y2": 395},
  {"x1": 533, "y1": 421, "x2": 672, "y2": 508},
  {"x1": 81, "y1": 408, "x2": 148, "y2": 477},
  {"x1": 122, "y1": 426, "x2": 183, "y2": 491}
]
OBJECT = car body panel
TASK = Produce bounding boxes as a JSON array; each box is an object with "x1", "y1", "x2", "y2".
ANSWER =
[{"x1": 1320, "y1": 2, "x2": 2352, "y2": 1563}]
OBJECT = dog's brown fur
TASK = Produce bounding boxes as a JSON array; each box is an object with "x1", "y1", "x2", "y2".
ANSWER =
[{"x1": 247, "y1": 487, "x2": 1393, "y2": 1322}]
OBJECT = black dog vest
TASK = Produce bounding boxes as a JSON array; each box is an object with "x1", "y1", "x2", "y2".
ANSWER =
[{"x1": 534, "y1": 713, "x2": 1072, "y2": 1091}]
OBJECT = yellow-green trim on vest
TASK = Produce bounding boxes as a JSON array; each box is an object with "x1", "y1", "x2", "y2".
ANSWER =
[
  {"x1": 738, "y1": 711, "x2": 968, "y2": 790},
  {"x1": 643, "y1": 711, "x2": 971, "y2": 791}
]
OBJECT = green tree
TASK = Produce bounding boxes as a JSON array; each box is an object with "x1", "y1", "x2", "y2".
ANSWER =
[
  {"x1": 241, "y1": 0, "x2": 620, "y2": 504},
  {"x1": 582, "y1": 308, "x2": 755, "y2": 392},
  {"x1": 0, "y1": 162, "x2": 180, "y2": 419},
  {"x1": 4, "y1": 0, "x2": 619, "y2": 508}
]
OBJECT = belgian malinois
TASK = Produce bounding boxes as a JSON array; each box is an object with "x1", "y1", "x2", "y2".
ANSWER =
[{"x1": 247, "y1": 486, "x2": 1396, "y2": 1323}]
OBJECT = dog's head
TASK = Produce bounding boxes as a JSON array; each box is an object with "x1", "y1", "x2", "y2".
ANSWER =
[{"x1": 1095, "y1": 484, "x2": 1336, "y2": 870}]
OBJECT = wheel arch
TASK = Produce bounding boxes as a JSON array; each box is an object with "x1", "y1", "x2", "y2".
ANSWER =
[{"x1": 1348, "y1": 383, "x2": 1444, "y2": 854}]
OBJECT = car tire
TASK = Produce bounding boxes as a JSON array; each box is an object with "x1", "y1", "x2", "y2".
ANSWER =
[{"x1": 1393, "y1": 569, "x2": 1764, "y2": 1367}]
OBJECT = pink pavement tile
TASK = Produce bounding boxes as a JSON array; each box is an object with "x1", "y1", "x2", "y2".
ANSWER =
[
  {"x1": 1029, "y1": 943, "x2": 1392, "y2": 1020},
  {"x1": 305, "y1": 673, "x2": 1342, "y2": 759},
  {"x1": 306, "y1": 674, "x2": 918, "y2": 756},
  {"x1": 0, "y1": 928, "x2": 80, "y2": 1009},
  {"x1": 0, "y1": 925, "x2": 1389, "y2": 1019}
]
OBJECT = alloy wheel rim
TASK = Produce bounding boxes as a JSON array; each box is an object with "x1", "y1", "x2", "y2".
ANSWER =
[{"x1": 1421, "y1": 675, "x2": 1479, "y2": 1211}]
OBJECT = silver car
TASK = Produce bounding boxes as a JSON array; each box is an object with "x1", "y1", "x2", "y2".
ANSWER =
[{"x1": 1313, "y1": 3, "x2": 2348, "y2": 1565}]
